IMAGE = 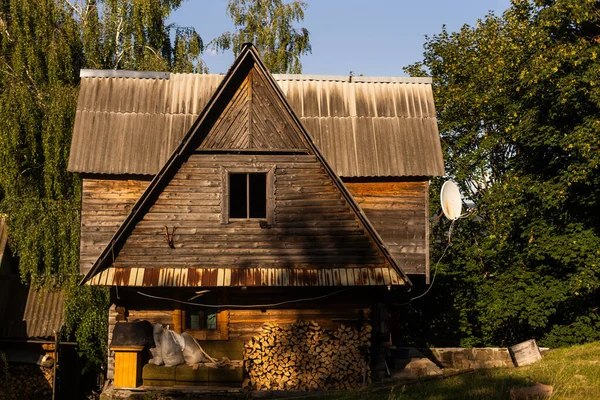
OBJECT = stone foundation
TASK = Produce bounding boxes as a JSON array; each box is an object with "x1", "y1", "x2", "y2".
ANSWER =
[{"x1": 427, "y1": 347, "x2": 514, "y2": 369}]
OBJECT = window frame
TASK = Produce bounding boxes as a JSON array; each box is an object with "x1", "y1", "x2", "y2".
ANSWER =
[
  {"x1": 173, "y1": 290, "x2": 230, "y2": 341},
  {"x1": 175, "y1": 308, "x2": 229, "y2": 341},
  {"x1": 221, "y1": 165, "x2": 275, "y2": 225}
]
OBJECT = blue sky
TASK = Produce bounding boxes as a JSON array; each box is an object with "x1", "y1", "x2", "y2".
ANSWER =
[{"x1": 169, "y1": 0, "x2": 511, "y2": 76}]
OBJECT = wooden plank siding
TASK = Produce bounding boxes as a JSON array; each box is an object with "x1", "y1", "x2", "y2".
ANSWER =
[
  {"x1": 344, "y1": 180, "x2": 429, "y2": 276},
  {"x1": 80, "y1": 179, "x2": 150, "y2": 275},
  {"x1": 108, "y1": 154, "x2": 391, "y2": 271},
  {"x1": 199, "y1": 69, "x2": 305, "y2": 151}
]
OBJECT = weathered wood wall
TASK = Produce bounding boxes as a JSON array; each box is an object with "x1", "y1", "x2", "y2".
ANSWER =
[
  {"x1": 80, "y1": 178, "x2": 150, "y2": 275},
  {"x1": 81, "y1": 176, "x2": 429, "y2": 277},
  {"x1": 344, "y1": 180, "x2": 429, "y2": 276},
  {"x1": 199, "y1": 69, "x2": 306, "y2": 151},
  {"x1": 105, "y1": 154, "x2": 390, "y2": 271}
]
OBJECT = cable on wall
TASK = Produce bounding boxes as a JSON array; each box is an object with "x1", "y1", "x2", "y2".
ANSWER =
[{"x1": 136, "y1": 288, "x2": 348, "y2": 308}]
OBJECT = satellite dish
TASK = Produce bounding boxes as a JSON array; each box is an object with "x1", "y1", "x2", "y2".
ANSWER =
[{"x1": 440, "y1": 181, "x2": 462, "y2": 220}]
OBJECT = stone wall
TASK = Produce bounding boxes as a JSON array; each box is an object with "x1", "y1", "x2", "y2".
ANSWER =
[{"x1": 425, "y1": 347, "x2": 514, "y2": 369}]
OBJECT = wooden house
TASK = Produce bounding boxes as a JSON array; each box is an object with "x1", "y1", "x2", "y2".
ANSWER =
[{"x1": 68, "y1": 44, "x2": 444, "y2": 389}]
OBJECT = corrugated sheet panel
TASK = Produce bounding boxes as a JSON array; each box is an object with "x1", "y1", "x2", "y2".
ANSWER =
[
  {"x1": 1, "y1": 218, "x2": 65, "y2": 339},
  {"x1": 87, "y1": 267, "x2": 405, "y2": 287},
  {"x1": 23, "y1": 286, "x2": 65, "y2": 338},
  {"x1": 69, "y1": 72, "x2": 444, "y2": 177},
  {"x1": 0, "y1": 282, "x2": 65, "y2": 340}
]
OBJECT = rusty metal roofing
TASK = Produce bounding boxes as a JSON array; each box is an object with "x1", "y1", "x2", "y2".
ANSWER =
[
  {"x1": 87, "y1": 267, "x2": 404, "y2": 287},
  {"x1": 69, "y1": 71, "x2": 444, "y2": 177}
]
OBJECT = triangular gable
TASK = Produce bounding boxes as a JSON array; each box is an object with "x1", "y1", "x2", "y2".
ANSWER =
[
  {"x1": 81, "y1": 44, "x2": 410, "y2": 287},
  {"x1": 200, "y1": 69, "x2": 305, "y2": 150}
]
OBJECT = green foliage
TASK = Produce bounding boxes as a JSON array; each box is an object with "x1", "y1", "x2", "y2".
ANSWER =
[
  {"x1": 63, "y1": 277, "x2": 110, "y2": 371},
  {"x1": 0, "y1": 0, "x2": 204, "y2": 372},
  {"x1": 213, "y1": 0, "x2": 311, "y2": 73},
  {"x1": 0, "y1": 0, "x2": 83, "y2": 286},
  {"x1": 69, "y1": 0, "x2": 206, "y2": 72},
  {"x1": 402, "y1": 0, "x2": 600, "y2": 348}
]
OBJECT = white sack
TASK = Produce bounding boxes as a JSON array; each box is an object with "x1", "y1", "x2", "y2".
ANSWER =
[
  {"x1": 171, "y1": 329, "x2": 186, "y2": 351},
  {"x1": 148, "y1": 324, "x2": 164, "y2": 365},
  {"x1": 160, "y1": 326, "x2": 184, "y2": 367},
  {"x1": 182, "y1": 333, "x2": 208, "y2": 365}
]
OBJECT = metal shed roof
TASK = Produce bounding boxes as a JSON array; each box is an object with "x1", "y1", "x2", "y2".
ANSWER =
[
  {"x1": 0, "y1": 219, "x2": 65, "y2": 340},
  {"x1": 69, "y1": 71, "x2": 444, "y2": 177},
  {"x1": 0, "y1": 283, "x2": 65, "y2": 340}
]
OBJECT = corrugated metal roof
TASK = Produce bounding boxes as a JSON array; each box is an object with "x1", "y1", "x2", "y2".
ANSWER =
[
  {"x1": 0, "y1": 280, "x2": 65, "y2": 339},
  {"x1": 22, "y1": 286, "x2": 65, "y2": 339},
  {"x1": 0, "y1": 219, "x2": 65, "y2": 340},
  {"x1": 87, "y1": 266, "x2": 404, "y2": 287},
  {"x1": 69, "y1": 71, "x2": 444, "y2": 177}
]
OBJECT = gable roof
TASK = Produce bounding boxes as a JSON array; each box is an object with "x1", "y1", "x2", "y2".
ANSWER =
[
  {"x1": 81, "y1": 44, "x2": 410, "y2": 287},
  {"x1": 69, "y1": 70, "x2": 444, "y2": 178}
]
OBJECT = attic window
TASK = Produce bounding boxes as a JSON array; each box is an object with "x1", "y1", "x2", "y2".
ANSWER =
[
  {"x1": 222, "y1": 166, "x2": 274, "y2": 224},
  {"x1": 229, "y1": 173, "x2": 267, "y2": 219}
]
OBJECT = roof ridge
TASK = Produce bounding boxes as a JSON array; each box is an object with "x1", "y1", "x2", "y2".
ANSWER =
[
  {"x1": 76, "y1": 109, "x2": 200, "y2": 117},
  {"x1": 274, "y1": 74, "x2": 432, "y2": 84},
  {"x1": 79, "y1": 69, "x2": 432, "y2": 84}
]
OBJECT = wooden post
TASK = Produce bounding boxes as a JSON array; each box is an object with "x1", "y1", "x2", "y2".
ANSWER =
[{"x1": 52, "y1": 331, "x2": 58, "y2": 400}]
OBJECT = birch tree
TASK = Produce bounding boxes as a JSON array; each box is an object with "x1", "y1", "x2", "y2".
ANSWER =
[{"x1": 212, "y1": 0, "x2": 311, "y2": 73}]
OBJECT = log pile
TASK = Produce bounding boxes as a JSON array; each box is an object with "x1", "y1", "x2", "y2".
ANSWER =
[{"x1": 243, "y1": 320, "x2": 372, "y2": 391}]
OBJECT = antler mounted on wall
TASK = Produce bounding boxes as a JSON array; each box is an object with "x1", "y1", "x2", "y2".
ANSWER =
[{"x1": 164, "y1": 226, "x2": 177, "y2": 249}]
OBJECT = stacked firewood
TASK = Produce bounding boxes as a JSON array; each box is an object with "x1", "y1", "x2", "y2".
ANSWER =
[
  {"x1": 0, "y1": 364, "x2": 53, "y2": 399},
  {"x1": 243, "y1": 320, "x2": 372, "y2": 391}
]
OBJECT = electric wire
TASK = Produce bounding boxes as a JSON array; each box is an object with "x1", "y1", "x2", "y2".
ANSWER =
[
  {"x1": 136, "y1": 288, "x2": 348, "y2": 308},
  {"x1": 135, "y1": 209, "x2": 474, "y2": 308},
  {"x1": 393, "y1": 207, "x2": 473, "y2": 306},
  {"x1": 392, "y1": 238, "x2": 451, "y2": 306}
]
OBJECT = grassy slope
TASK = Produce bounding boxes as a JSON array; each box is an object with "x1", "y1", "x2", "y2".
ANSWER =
[{"x1": 324, "y1": 342, "x2": 600, "y2": 400}]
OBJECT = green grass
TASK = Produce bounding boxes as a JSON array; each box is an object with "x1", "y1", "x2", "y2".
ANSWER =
[{"x1": 322, "y1": 342, "x2": 600, "y2": 400}]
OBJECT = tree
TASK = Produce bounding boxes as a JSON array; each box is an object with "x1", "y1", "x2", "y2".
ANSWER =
[
  {"x1": 212, "y1": 0, "x2": 311, "y2": 73},
  {"x1": 0, "y1": 0, "x2": 205, "y2": 371},
  {"x1": 401, "y1": 0, "x2": 600, "y2": 348}
]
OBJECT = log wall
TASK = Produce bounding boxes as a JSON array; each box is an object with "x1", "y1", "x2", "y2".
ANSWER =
[{"x1": 106, "y1": 287, "x2": 373, "y2": 379}]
